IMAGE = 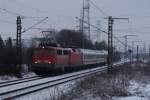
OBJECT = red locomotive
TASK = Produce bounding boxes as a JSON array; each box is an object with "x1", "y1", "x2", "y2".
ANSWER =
[{"x1": 31, "y1": 45, "x2": 108, "y2": 74}]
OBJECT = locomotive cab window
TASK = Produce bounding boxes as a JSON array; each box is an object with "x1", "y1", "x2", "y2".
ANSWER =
[
  {"x1": 63, "y1": 50, "x2": 69, "y2": 55},
  {"x1": 72, "y1": 49, "x2": 76, "y2": 52},
  {"x1": 57, "y1": 50, "x2": 63, "y2": 55}
]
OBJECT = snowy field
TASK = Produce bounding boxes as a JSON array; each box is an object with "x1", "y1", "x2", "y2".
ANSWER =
[
  {"x1": 113, "y1": 80, "x2": 150, "y2": 100},
  {"x1": 0, "y1": 62, "x2": 150, "y2": 100},
  {"x1": 0, "y1": 75, "x2": 18, "y2": 83},
  {"x1": 0, "y1": 72, "x2": 37, "y2": 83},
  {"x1": 54, "y1": 62, "x2": 150, "y2": 100},
  {"x1": 15, "y1": 81, "x2": 75, "y2": 100},
  {"x1": 114, "y1": 63, "x2": 150, "y2": 100}
]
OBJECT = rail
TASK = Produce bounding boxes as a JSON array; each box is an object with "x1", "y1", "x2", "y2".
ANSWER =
[{"x1": 0, "y1": 61, "x2": 127, "y2": 100}]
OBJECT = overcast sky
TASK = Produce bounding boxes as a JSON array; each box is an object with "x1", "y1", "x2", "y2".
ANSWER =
[{"x1": 0, "y1": 0, "x2": 150, "y2": 49}]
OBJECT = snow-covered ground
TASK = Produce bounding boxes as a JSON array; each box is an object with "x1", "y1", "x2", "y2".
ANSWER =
[
  {"x1": 15, "y1": 81, "x2": 75, "y2": 100},
  {"x1": 22, "y1": 72, "x2": 37, "y2": 78},
  {"x1": 127, "y1": 81, "x2": 150, "y2": 100},
  {"x1": 113, "y1": 96, "x2": 148, "y2": 100},
  {"x1": 0, "y1": 75, "x2": 18, "y2": 83},
  {"x1": 77, "y1": 77, "x2": 150, "y2": 100},
  {"x1": 58, "y1": 62, "x2": 150, "y2": 100},
  {"x1": 0, "y1": 73, "x2": 76, "y2": 100},
  {"x1": 0, "y1": 72, "x2": 37, "y2": 83},
  {"x1": 113, "y1": 80, "x2": 150, "y2": 100},
  {"x1": 1, "y1": 61, "x2": 150, "y2": 100}
]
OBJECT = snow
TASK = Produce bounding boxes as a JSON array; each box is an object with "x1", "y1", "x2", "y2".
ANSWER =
[
  {"x1": 0, "y1": 75, "x2": 18, "y2": 83},
  {"x1": 0, "y1": 61, "x2": 141, "y2": 100},
  {"x1": 73, "y1": 93, "x2": 102, "y2": 100},
  {"x1": 129, "y1": 81, "x2": 150, "y2": 99},
  {"x1": 0, "y1": 72, "x2": 37, "y2": 83},
  {"x1": 113, "y1": 96, "x2": 148, "y2": 100},
  {"x1": 114, "y1": 80, "x2": 150, "y2": 100},
  {"x1": 0, "y1": 66, "x2": 107, "y2": 94},
  {"x1": 0, "y1": 71, "x2": 38, "y2": 83},
  {"x1": 0, "y1": 73, "x2": 76, "y2": 100},
  {"x1": 15, "y1": 81, "x2": 75, "y2": 100},
  {"x1": 22, "y1": 72, "x2": 37, "y2": 78}
]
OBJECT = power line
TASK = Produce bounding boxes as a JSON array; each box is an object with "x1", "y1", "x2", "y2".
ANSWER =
[
  {"x1": 0, "y1": 7, "x2": 47, "y2": 20},
  {"x1": 0, "y1": 8, "x2": 25, "y2": 17},
  {"x1": 114, "y1": 26, "x2": 150, "y2": 31},
  {"x1": 0, "y1": 7, "x2": 49, "y2": 29},
  {"x1": 22, "y1": 17, "x2": 48, "y2": 34},
  {"x1": 1, "y1": 0, "x2": 80, "y2": 25},
  {"x1": 114, "y1": 29, "x2": 150, "y2": 34},
  {"x1": 76, "y1": 17, "x2": 132, "y2": 48},
  {"x1": 90, "y1": 0, "x2": 108, "y2": 16},
  {"x1": 6, "y1": 0, "x2": 45, "y2": 13},
  {"x1": 0, "y1": 19, "x2": 15, "y2": 24}
]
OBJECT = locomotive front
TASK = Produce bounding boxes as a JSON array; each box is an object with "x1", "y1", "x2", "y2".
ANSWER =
[{"x1": 32, "y1": 47, "x2": 56, "y2": 74}]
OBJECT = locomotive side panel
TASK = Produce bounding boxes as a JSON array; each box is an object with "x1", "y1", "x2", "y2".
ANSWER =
[
  {"x1": 55, "y1": 49, "x2": 70, "y2": 68},
  {"x1": 69, "y1": 49, "x2": 83, "y2": 67}
]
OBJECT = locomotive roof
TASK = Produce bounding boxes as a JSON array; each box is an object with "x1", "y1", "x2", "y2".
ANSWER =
[
  {"x1": 79, "y1": 49, "x2": 108, "y2": 55},
  {"x1": 36, "y1": 46, "x2": 108, "y2": 55},
  {"x1": 36, "y1": 46, "x2": 72, "y2": 50}
]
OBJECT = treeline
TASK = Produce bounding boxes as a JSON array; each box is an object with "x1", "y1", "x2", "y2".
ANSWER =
[
  {"x1": 0, "y1": 36, "x2": 17, "y2": 75},
  {"x1": 56, "y1": 29, "x2": 121, "y2": 61},
  {"x1": 41, "y1": 29, "x2": 121, "y2": 61},
  {"x1": 42, "y1": 29, "x2": 108, "y2": 50},
  {"x1": 56, "y1": 29, "x2": 107, "y2": 50},
  {"x1": 0, "y1": 29, "x2": 121, "y2": 76},
  {"x1": 0, "y1": 36, "x2": 32, "y2": 75}
]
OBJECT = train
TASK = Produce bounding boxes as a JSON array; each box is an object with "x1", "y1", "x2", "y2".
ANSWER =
[{"x1": 31, "y1": 45, "x2": 108, "y2": 75}]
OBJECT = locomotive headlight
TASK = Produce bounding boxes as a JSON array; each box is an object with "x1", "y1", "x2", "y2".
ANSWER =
[
  {"x1": 35, "y1": 61, "x2": 38, "y2": 64},
  {"x1": 34, "y1": 60, "x2": 40, "y2": 64},
  {"x1": 48, "y1": 61, "x2": 51, "y2": 64},
  {"x1": 44, "y1": 60, "x2": 51, "y2": 64}
]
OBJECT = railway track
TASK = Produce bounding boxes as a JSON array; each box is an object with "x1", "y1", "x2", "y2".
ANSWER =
[
  {"x1": 0, "y1": 61, "x2": 127, "y2": 100},
  {"x1": 0, "y1": 76, "x2": 41, "y2": 88}
]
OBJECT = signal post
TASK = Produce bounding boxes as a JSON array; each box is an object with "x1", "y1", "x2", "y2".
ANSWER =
[
  {"x1": 16, "y1": 16, "x2": 22, "y2": 77},
  {"x1": 107, "y1": 16, "x2": 113, "y2": 73}
]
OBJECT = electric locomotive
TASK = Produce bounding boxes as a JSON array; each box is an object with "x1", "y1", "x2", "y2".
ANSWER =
[{"x1": 31, "y1": 45, "x2": 107, "y2": 74}]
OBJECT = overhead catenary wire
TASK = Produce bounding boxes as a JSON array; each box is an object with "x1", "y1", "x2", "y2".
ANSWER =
[
  {"x1": 0, "y1": 6, "x2": 49, "y2": 38},
  {"x1": 0, "y1": 7, "x2": 47, "y2": 21},
  {"x1": 90, "y1": 0, "x2": 108, "y2": 17},
  {"x1": 0, "y1": 8, "x2": 25, "y2": 17},
  {"x1": 0, "y1": 19, "x2": 15, "y2": 24},
  {"x1": 5, "y1": 0, "x2": 45, "y2": 14},
  {"x1": 21, "y1": 17, "x2": 48, "y2": 34},
  {"x1": 75, "y1": 17, "x2": 132, "y2": 48},
  {"x1": 114, "y1": 29, "x2": 150, "y2": 34},
  {"x1": 115, "y1": 25, "x2": 150, "y2": 32}
]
